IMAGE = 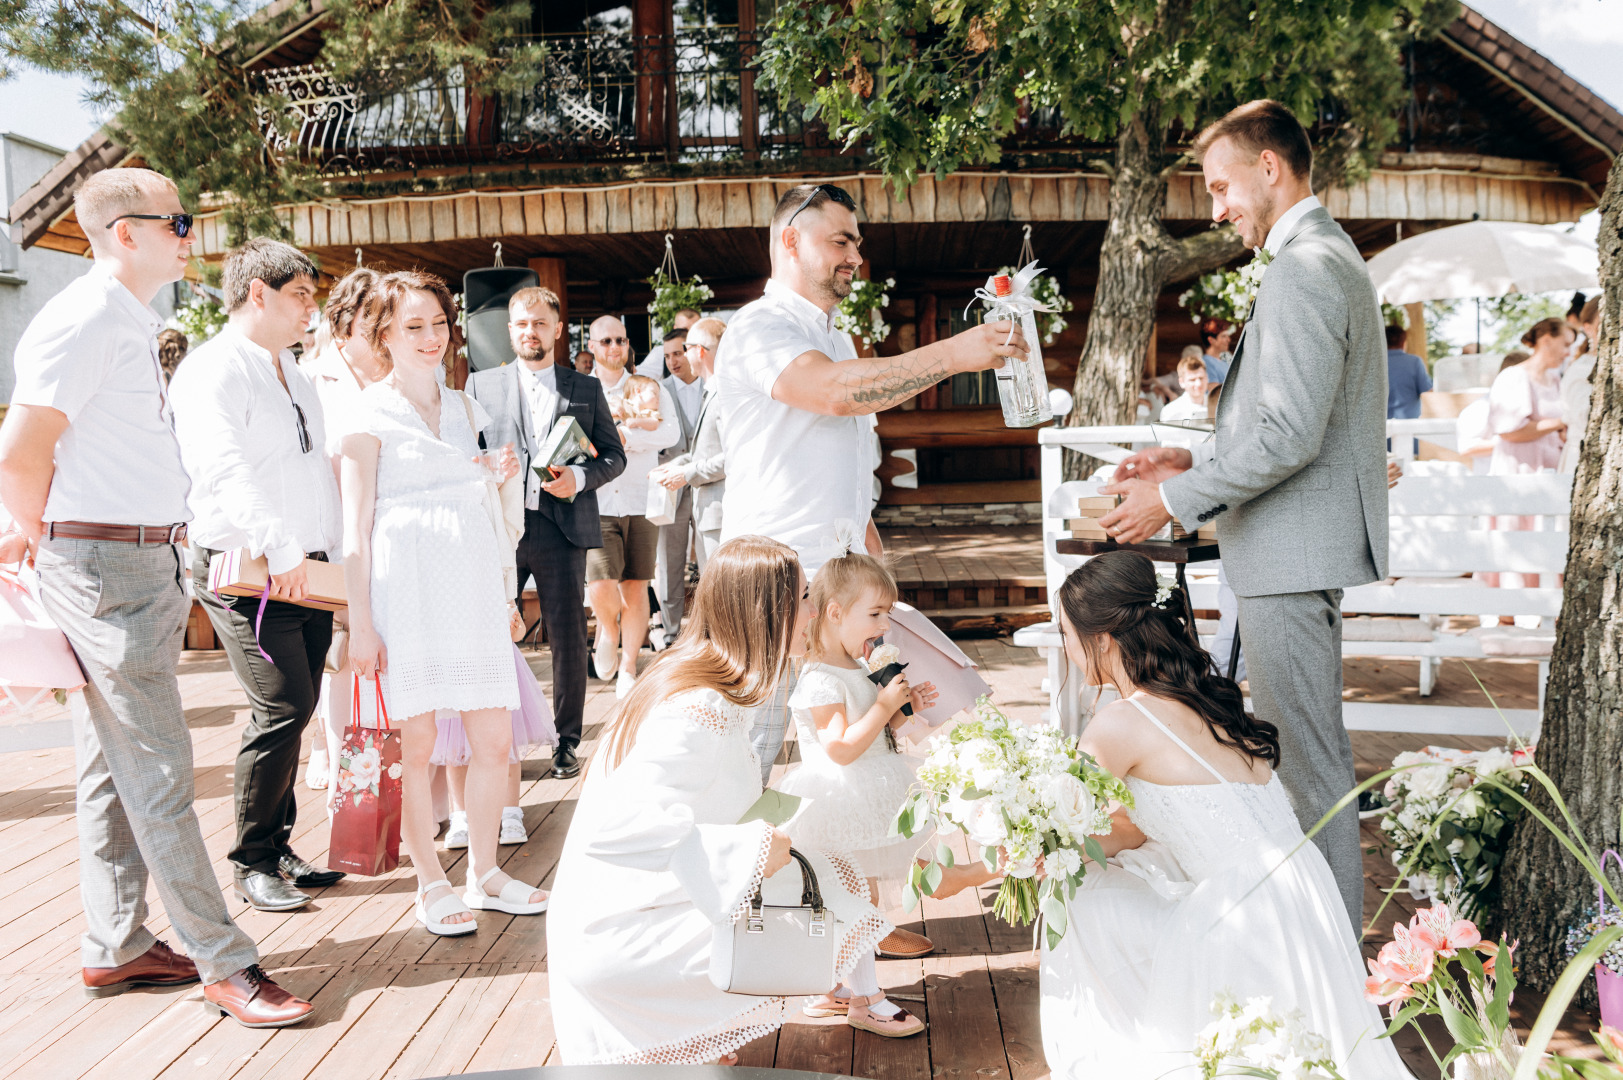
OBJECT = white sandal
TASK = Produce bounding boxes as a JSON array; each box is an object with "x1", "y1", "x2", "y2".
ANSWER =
[
  {"x1": 464, "y1": 866, "x2": 548, "y2": 915},
  {"x1": 416, "y1": 879, "x2": 477, "y2": 937}
]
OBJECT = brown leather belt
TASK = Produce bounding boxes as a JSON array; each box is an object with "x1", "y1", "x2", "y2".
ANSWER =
[{"x1": 46, "y1": 521, "x2": 188, "y2": 545}]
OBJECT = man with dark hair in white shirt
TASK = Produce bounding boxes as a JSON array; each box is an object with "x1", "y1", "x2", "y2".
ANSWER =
[
  {"x1": 170, "y1": 237, "x2": 344, "y2": 914},
  {"x1": 0, "y1": 170, "x2": 312, "y2": 1027}
]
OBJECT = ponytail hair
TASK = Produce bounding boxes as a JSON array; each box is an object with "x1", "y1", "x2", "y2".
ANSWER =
[{"x1": 1057, "y1": 551, "x2": 1280, "y2": 766}]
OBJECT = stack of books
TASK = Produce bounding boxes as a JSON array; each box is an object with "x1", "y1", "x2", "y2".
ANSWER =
[{"x1": 1062, "y1": 494, "x2": 1217, "y2": 542}]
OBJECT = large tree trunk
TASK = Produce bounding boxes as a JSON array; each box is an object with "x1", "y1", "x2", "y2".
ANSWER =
[
  {"x1": 1499, "y1": 150, "x2": 1623, "y2": 997},
  {"x1": 1062, "y1": 119, "x2": 1244, "y2": 479}
]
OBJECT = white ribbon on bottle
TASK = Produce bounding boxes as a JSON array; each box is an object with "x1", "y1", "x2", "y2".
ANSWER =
[{"x1": 965, "y1": 260, "x2": 1056, "y2": 346}]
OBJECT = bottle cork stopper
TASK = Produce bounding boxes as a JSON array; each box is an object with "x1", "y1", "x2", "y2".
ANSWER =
[{"x1": 993, "y1": 275, "x2": 1012, "y2": 298}]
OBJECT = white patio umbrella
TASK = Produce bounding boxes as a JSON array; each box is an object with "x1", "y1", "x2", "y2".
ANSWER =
[{"x1": 1367, "y1": 220, "x2": 1597, "y2": 305}]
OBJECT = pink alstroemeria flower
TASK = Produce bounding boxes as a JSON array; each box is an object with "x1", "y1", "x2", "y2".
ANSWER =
[
  {"x1": 1409, "y1": 905, "x2": 1482, "y2": 957},
  {"x1": 1599, "y1": 1024, "x2": 1623, "y2": 1055},
  {"x1": 1371, "y1": 924, "x2": 1437, "y2": 988},
  {"x1": 1364, "y1": 966, "x2": 1417, "y2": 1015}
]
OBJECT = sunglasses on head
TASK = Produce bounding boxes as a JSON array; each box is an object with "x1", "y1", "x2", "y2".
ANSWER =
[
  {"x1": 105, "y1": 213, "x2": 194, "y2": 238},
  {"x1": 784, "y1": 184, "x2": 857, "y2": 230}
]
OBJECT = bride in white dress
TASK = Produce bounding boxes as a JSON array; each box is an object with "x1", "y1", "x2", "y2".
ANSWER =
[{"x1": 1041, "y1": 552, "x2": 1413, "y2": 1079}]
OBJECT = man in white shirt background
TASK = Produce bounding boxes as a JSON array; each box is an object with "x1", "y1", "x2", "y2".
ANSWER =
[
  {"x1": 170, "y1": 238, "x2": 346, "y2": 914},
  {"x1": 650, "y1": 327, "x2": 704, "y2": 648},
  {"x1": 1159, "y1": 349, "x2": 1214, "y2": 424},
  {"x1": 585, "y1": 314, "x2": 680, "y2": 698},
  {"x1": 0, "y1": 169, "x2": 311, "y2": 1027}
]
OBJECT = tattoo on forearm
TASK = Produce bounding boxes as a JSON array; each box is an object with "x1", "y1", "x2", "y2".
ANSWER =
[{"x1": 838, "y1": 353, "x2": 951, "y2": 412}]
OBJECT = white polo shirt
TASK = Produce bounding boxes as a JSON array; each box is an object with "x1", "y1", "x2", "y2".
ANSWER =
[
  {"x1": 714, "y1": 278, "x2": 870, "y2": 575},
  {"x1": 10, "y1": 262, "x2": 191, "y2": 526},
  {"x1": 169, "y1": 325, "x2": 344, "y2": 574}
]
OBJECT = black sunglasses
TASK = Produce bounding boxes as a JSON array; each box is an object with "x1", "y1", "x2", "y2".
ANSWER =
[
  {"x1": 783, "y1": 184, "x2": 856, "y2": 230},
  {"x1": 596, "y1": 336, "x2": 628, "y2": 347},
  {"x1": 293, "y1": 403, "x2": 312, "y2": 454},
  {"x1": 105, "y1": 213, "x2": 194, "y2": 238}
]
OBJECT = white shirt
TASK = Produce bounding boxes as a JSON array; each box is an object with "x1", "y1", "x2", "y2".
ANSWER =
[
  {"x1": 299, "y1": 342, "x2": 372, "y2": 458},
  {"x1": 1159, "y1": 392, "x2": 1209, "y2": 425},
  {"x1": 714, "y1": 278, "x2": 872, "y2": 574},
  {"x1": 515, "y1": 361, "x2": 585, "y2": 510},
  {"x1": 10, "y1": 263, "x2": 191, "y2": 525},
  {"x1": 1160, "y1": 194, "x2": 1324, "y2": 521},
  {"x1": 634, "y1": 346, "x2": 663, "y2": 377},
  {"x1": 666, "y1": 374, "x2": 705, "y2": 437},
  {"x1": 169, "y1": 325, "x2": 343, "y2": 574},
  {"x1": 594, "y1": 366, "x2": 681, "y2": 517}
]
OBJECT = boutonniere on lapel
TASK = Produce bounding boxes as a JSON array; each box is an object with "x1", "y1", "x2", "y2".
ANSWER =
[{"x1": 1238, "y1": 247, "x2": 1272, "y2": 319}]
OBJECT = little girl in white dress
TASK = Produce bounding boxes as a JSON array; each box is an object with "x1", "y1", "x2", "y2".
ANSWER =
[{"x1": 778, "y1": 551, "x2": 936, "y2": 1039}]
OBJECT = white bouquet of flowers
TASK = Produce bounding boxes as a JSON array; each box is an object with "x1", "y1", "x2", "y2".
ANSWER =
[
  {"x1": 1376, "y1": 744, "x2": 1534, "y2": 918},
  {"x1": 1195, "y1": 990, "x2": 1343, "y2": 1080},
  {"x1": 892, "y1": 697, "x2": 1131, "y2": 947}
]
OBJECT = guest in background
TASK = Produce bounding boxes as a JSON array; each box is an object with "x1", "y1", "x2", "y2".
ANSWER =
[
  {"x1": 1159, "y1": 352, "x2": 1213, "y2": 424},
  {"x1": 341, "y1": 271, "x2": 546, "y2": 935},
  {"x1": 1487, "y1": 318, "x2": 1569, "y2": 593},
  {"x1": 170, "y1": 238, "x2": 345, "y2": 913},
  {"x1": 653, "y1": 316, "x2": 728, "y2": 571},
  {"x1": 469, "y1": 288, "x2": 626, "y2": 782},
  {"x1": 1456, "y1": 352, "x2": 1527, "y2": 475},
  {"x1": 586, "y1": 314, "x2": 680, "y2": 699},
  {"x1": 298, "y1": 268, "x2": 383, "y2": 795},
  {"x1": 0, "y1": 167, "x2": 311, "y2": 1026},
  {"x1": 575, "y1": 347, "x2": 594, "y2": 376},
  {"x1": 1384, "y1": 323, "x2": 1432, "y2": 420},
  {"x1": 1559, "y1": 295, "x2": 1601, "y2": 474},
  {"x1": 637, "y1": 308, "x2": 702, "y2": 377},
  {"x1": 650, "y1": 327, "x2": 704, "y2": 648},
  {"x1": 1199, "y1": 317, "x2": 1233, "y2": 386},
  {"x1": 156, "y1": 327, "x2": 188, "y2": 382}
]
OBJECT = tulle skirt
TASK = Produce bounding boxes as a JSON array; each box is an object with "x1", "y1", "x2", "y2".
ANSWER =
[
  {"x1": 430, "y1": 644, "x2": 557, "y2": 766},
  {"x1": 778, "y1": 749, "x2": 929, "y2": 891}
]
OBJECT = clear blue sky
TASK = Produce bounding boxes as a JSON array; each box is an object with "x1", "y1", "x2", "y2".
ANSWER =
[{"x1": 2, "y1": 0, "x2": 1622, "y2": 154}]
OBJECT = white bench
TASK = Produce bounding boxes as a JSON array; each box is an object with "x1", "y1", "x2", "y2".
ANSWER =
[{"x1": 1016, "y1": 425, "x2": 1564, "y2": 739}]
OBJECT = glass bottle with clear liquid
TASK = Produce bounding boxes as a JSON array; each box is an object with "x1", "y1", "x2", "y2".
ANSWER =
[{"x1": 984, "y1": 273, "x2": 1053, "y2": 428}]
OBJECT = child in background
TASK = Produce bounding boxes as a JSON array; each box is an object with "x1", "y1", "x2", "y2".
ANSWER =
[
  {"x1": 1160, "y1": 349, "x2": 1213, "y2": 424},
  {"x1": 611, "y1": 373, "x2": 663, "y2": 430}
]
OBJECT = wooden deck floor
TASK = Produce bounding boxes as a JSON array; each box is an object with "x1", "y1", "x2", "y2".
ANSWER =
[{"x1": 0, "y1": 641, "x2": 1595, "y2": 1079}]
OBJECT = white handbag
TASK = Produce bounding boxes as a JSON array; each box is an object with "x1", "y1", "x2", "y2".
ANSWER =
[
  {"x1": 709, "y1": 849, "x2": 839, "y2": 997},
  {"x1": 645, "y1": 476, "x2": 680, "y2": 527}
]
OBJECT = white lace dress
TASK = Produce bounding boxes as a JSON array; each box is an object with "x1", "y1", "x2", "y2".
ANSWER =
[
  {"x1": 357, "y1": 382, "x2": 518, "y2": 720},
  {"x1": 548, "y1": 688, "x2": 890, "y2": 1065},
  {"x1": 1041, "y1": 695, "x2": 1414, "y2": 1080},
  {"x1": 778, "y1": 662, "x2": 927, "y2": 888}
]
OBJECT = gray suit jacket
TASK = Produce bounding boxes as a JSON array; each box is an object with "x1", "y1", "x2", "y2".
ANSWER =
[
  {"x1": 659, "y1": 375, "x2": 702, "y2": 464},
  {"x1": 1162, "y1": 206, "x2": 1389, "y2": 598},
  {"x1": 668, "y1": 389, "x2": 725, "y2": 533}
]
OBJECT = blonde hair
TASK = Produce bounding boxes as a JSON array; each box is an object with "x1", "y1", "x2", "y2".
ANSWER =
[
  {"x1": 807, "y1": 551, "x2": 899, "y2": 661},
  {"x1": 601, "y1": 536, "x2": 803, "y2": 767},
  {"x1": 1177, "y1": 352, "x2": 1206, "y2": 376},
  {"x1": 688, "y1": 316, "x2": 727, "y2": 353},
  {"x1": 74, "y1": 168, "x2": 179, "y2": 238}
]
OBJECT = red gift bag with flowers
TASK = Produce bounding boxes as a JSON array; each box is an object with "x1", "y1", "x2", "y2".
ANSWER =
[{"x1": 327, "y1": 673, "x2": 402, "y2": 876}]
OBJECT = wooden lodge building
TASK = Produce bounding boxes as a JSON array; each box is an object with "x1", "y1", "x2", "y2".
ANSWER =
[{"x1": 9, "y1": 3, "x2": 1622, "y2": 514}]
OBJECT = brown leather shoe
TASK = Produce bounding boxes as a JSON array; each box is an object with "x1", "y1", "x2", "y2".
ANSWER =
[
  {"x1": 82, "y1": 940, "x2": 200, "y2": 999},
  {"x1": 203, "y1": 965, "x2": 313, "y2": 1028},
  {"x1": 876, "y1": 927, "x2": 934, "y2": 959}
]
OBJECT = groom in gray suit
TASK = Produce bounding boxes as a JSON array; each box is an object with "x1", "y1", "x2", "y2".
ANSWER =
[{"x1": 1102, "y1": 100, "x2": 1389, "y2": 931}]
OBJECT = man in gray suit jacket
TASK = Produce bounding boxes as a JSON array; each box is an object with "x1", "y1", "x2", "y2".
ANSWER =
[
  {"x1": 468, "y1": 287, "x2": 626, "y2": 778},
  {"x1": 654, "y1": 317, "x2": 727, "y2": 570},
  {"x1": 652, "y1": 333, "x2": 704, "y2": 643},
  {"x1": 1102, "y1": 100, "x2": 1389, "y2": 930}
]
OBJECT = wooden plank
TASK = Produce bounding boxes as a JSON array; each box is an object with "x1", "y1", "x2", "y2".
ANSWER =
[
  {"x1": 987, "y1": 953, "x2": 1046, "y2": 1080},
  {"x1": 544, "y1": 191, "x2": 568, "y2": 235},
  {"x1": 853, "y1": 957, "x2": 930, "y2": 1080},
  {"x1": 725, "y1": 182, "x2": 755, "y2": 229},
  {"x1": 606, "y1": 188, "x2": 634, "y2": 234},
  {"x1": 461, "y1": 968, "x2": 554, "y2": 1072},
  {"x1": 775, "y1": 1013, "x2": 853, "y2": 1074},
  {"x1": 585, "y1": 190, "x2": 609, "y2": 234},
  {"x1": 563, "y1": 191, "x2": 588, "y2": 234},
  {"x1": 521, "y1": 194, "x2": 545, "y2": 236},
  {"x1": 630, "y1": 185, "x2": 656, "y2": 233},
  {"x1": 149, "y1": 966, "x2": 341, "y2": 1080},
  {"x1": 408, "y1": 200, "x2": 434, "y2": 244},
  {"x1": 752, "y1": 181, "x2": 778, "y2": 227},
  {"x1": 696, "y1": 183, "x2": 727, "y2": 230},
  {"x1": 453, "y1": 195, "x2": 479, "y2": 240},
  {"x1": 499, "y1": 194, "x2": 525, "y2": 236},
  {"x1": 675, "y1": 183, "x2": 700, "y2": 230}
]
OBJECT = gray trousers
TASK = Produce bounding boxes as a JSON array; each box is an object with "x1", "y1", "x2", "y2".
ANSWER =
[
  {"x1": 697, "y1": 526, "x2": 721, "y2": 571},
  {"x1": 36, "y1": 538, "x2": 259, "y2": 984},
  {"x1": 747, "y1": 664, "x2": 797, "y2": 787},
  {"x1": 1236, "y1": 588, "x2": 1362, "y2": 932},
  {"x1": 1211, "y1": 564, "x2": 1247, "y2": 683},
  {"x1": 655, "y1": 486, "x2": 696, "y2": 632}
]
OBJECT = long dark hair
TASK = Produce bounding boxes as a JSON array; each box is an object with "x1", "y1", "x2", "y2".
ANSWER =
[{"x1": 1057, "y1": 551, "x2": 1280, "y2": 766}]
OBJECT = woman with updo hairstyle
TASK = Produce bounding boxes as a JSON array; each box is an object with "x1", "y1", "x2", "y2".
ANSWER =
[{"x1": 1038, "y1": 552, "x2": 1415, "y2": 1080}]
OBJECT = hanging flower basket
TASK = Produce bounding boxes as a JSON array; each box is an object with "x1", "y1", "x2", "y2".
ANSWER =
[
  {"x1": 835, "y1": 276, "x2": 895, "y2": 348},
  {"x1": 1178, "y1": 265, "x2": 1256, "y2": 326},
  {"x1": 646, "y1": 234, "x2": 715, "y2": 336}
]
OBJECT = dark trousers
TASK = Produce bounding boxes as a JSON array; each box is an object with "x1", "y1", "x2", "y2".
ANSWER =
[
  {"x1": 516, "y1": 510, "x2": 588, "y2": 748},
  {"x1": 193, "y1": 548, "x2": 332, "y2": 879}
]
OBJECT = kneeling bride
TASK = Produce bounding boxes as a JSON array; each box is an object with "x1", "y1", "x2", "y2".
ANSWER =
[{"x1": 1043, "y1": 553, "x2": 1412, "y2": 1079}]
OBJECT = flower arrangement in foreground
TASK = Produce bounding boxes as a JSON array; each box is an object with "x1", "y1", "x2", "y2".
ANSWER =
[
  {"x1": 1363, "y1": 903, "x2": 1522, "y2": 1076},
  {"x1": 1376, "y1": 744, "x2": 1533, "y2": 918},
  {"x1": 1195, "y1": 990, "x2": 1342, "y2": 1079},
  {"x1": 892, "y1": 697, "x2": 1131, "y2": 948},
  {"x1": 834, "y1": 276, "x2": 895, "y2": 348}
]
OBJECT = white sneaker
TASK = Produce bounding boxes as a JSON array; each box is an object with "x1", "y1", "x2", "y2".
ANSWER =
[
  {"x1": 648, "y1": 626, "x2": 668, "y2": 652},
  {"x1": 500, "y1": 808, "x2": 528, "y2": 845},
  {"x1": 616, "y1": 670, "x2": 637, "y2": 700},
  {"x1": 444, "y1": 810, "x2": 469, "y2": 849},
  {"x1": 305, "y1": 748, "x2": 330, "y2": 790},
  {"x1": 593, "y1": 634, "x2": 618, "y2": 682}
]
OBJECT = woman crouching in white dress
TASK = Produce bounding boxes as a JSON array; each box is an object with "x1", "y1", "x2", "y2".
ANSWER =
[
  {"x1": 1041, "y1": 552, "x2": 1413, "y2": 1079},
  {"x1": 339, "y1": 271, "x2": 547, "y2": 936},
  {"x1": 548, "y1": 535, "x2": 891, "y2": 1065}
]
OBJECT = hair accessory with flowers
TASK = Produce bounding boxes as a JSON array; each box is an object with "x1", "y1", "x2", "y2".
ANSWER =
[{"x1": 1154, "y1": 574, "x2": 1176, "y2": 607}]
